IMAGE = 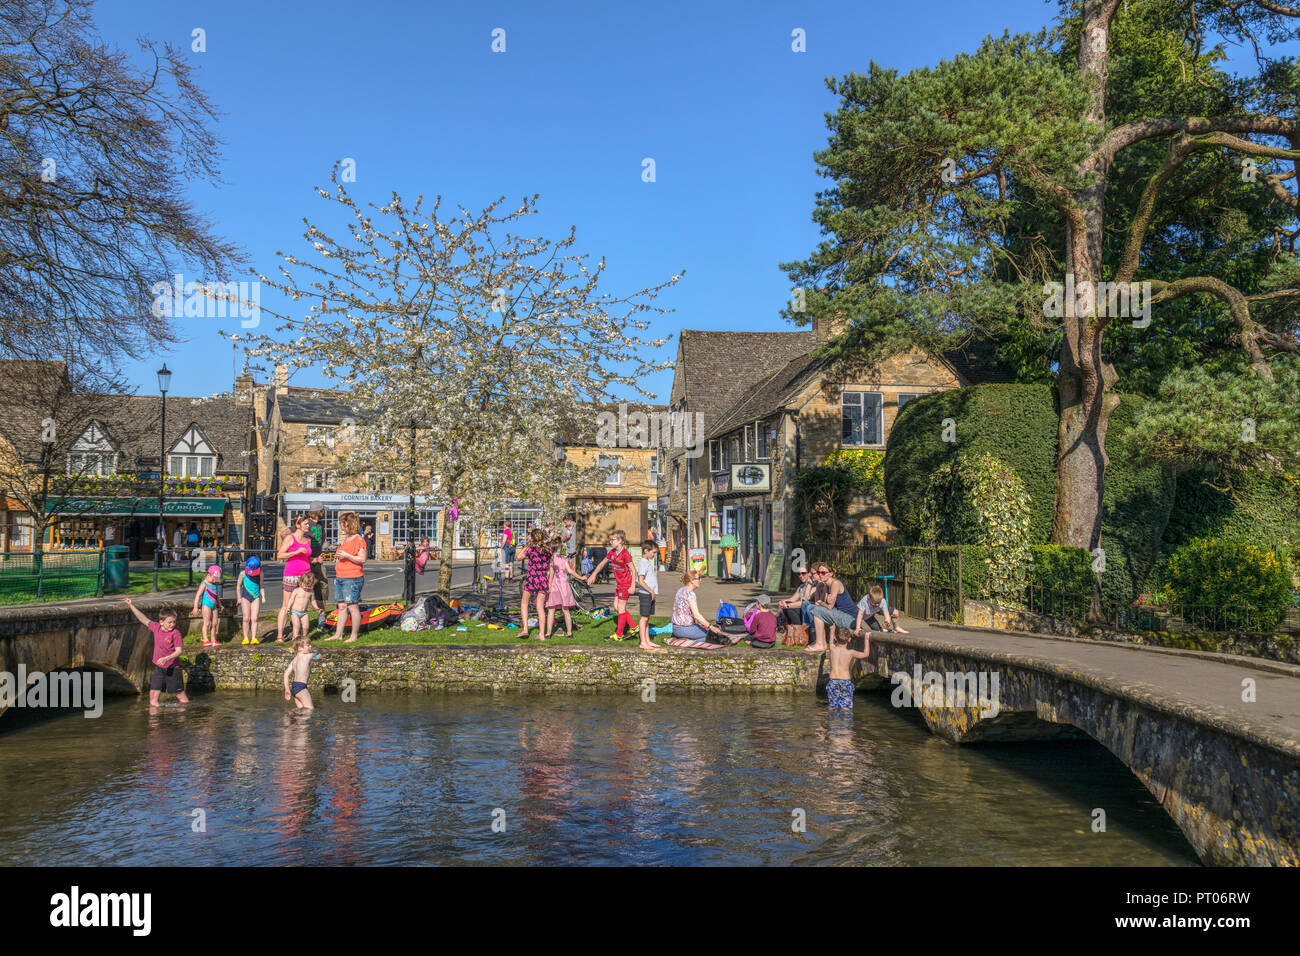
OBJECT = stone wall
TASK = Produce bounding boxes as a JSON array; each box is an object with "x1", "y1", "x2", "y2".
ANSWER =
[
  {"x1": 964, "y1": 599, "x2": 1300, "y2": 665},
  {"x1": 0, "y1": 594, "x2": 241, "y2": 714},
  {"x1": 188, "y1": 643, "x2": 821, "y2": 694}
]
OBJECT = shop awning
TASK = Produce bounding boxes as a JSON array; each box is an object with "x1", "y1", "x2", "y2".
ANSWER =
[{"x1": 47, "y1": 497, "x2": 229, "y2": 517}]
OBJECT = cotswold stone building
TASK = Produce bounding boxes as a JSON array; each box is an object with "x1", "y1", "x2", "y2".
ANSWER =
[
  {"x1": 0, "y1": 360, "x2": 255, "y2": 556},
  {"x1": 658, "y1": 321, "x2": 1010, "y2": 585}
]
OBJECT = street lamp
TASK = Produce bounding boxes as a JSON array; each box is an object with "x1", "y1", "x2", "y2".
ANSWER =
[{"x1": 152, "y1": 363, "x2": 171, "y2": 591}]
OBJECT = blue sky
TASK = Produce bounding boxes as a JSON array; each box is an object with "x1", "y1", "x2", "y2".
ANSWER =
[{"x1": 94, "y1": 0, "x2": 1059, "y2": 400}]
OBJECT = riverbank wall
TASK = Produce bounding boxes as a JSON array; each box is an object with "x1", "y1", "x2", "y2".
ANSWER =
[{"x1": 188, "y1": 643, "x2": 824, "y2": 694}]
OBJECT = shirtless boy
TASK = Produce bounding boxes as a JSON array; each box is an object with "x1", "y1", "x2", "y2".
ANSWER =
[
  {"x1": 825, "y1": 626, "x2": 870, "y2": 710},
  {"x1": 283, "y1": 636, "x2": 315, "y2": 710}
]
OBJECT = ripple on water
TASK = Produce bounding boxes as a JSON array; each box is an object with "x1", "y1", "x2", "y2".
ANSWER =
[{"x1": 0, "y1": 690, "x2": 1199, "y2": 866}]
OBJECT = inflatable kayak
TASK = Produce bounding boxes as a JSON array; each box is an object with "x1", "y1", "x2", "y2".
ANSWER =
[{"x1": 317, "y1": 601, "x2": 407, "y2": 632}]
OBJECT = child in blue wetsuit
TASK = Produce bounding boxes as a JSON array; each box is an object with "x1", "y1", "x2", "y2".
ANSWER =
[
  {"x1": 825, "y1": 626, "x2": 869, "y2": 710},
  {"x1": 236, "y1": 556, "x2": 263, "y2": 645},
  {"x1": 191, "y1": 565, "x2": 222, "y2": 647}
]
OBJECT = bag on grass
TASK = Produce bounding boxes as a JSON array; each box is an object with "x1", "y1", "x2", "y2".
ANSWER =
[
  {"x1": 399, "y1": 596, "x2": 430, "y2": 629},
  {"x1": 782, "y1": 624, "x2": 809, "y2": 647},
  {"x1": 716, "y1": 602, "x2": 737, "y2": 621}
]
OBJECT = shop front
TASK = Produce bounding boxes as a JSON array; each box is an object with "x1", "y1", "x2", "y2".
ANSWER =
[
  {"x1": 708, "y1": 463, "x2": 773, "y2": 583},
  {"x1": 43, "y1": 497, "x2": 230, "y2": 558},
  {"x1": 284, "y1": 492, "x2": 441, "y2": 559}
]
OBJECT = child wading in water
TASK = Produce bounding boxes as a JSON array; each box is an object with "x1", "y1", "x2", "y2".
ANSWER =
[
  {"x1": 283, "y1": 636, "x2": 315, "y2": 710},
  {"x1": 236, "y1": 556, "x2": 263, "y2": 645},
  {"x1": 287, "y1": 568, "x2": 316, "y2": 642},
  {"x1": 123, "y1": 598, "x2": 189, "y2": 706},
  {"x1": 191, "y1": 565, "x2": 222, "y2": 647},
  {"x1": 825, "y1": 626, "x2": 870, "y2": 711},
  {"x1": 544, "y1": 534, "x2": 577, "y2": 639},
  {"x1": 587, "y1": 530, "x2": 635, "y2": 641}
]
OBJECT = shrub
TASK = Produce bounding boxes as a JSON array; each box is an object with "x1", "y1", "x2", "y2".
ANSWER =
[
  {"x1": 1165, "y1": 538, "x2": 1292, "y2": 630},
  {"x1": 793, "y1": 449, "x2": 886, "y2": 544},
  {"x1": 1026, "y1": 544, "x2": 1132, "y2": 609},
  {"x1": 915, "y1": 452, "x2": 1032, "y2": 605}
]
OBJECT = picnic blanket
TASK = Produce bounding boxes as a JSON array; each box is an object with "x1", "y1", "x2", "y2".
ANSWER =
[{"x1": 663, "y1": 637, "x2": 726, "y2": 649}]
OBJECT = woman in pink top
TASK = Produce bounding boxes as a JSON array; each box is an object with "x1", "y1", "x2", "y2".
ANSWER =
[{"x1": 276, "y1": 515, "x2": 312, "y2": 642}]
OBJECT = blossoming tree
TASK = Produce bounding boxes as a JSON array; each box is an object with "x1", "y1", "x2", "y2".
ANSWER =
[{"x1": 240, "y1": 176, "x2": 679, "y2": 596}]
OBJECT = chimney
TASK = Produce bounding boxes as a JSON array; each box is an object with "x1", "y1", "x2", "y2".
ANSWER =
[
  {"x1": 811, "y1": 310, "x2": 848, "y2": 346},
  {"x1": 235, "y1": 373, "x2": 254, "y2": 406},
  {"x1": 274, "y1": 364, "x2": 289, "y2": 396}
]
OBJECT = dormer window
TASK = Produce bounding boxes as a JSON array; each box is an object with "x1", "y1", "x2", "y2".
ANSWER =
[
  {"x1": 67, "y1": 422, "x2": 118, "y2": 476},
  {"x1": 168, "y1": 423, "x2": 216, "y2": 478}
]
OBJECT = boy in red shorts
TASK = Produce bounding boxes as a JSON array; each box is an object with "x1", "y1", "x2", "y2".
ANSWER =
[{"x1": 587, "y1": 530, "x2": 635, "y2": 640}]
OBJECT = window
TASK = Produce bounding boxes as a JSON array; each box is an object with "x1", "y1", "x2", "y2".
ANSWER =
[
  {"x1": 67, "y1": 452, "x2": 117, "y2": 476},
  {"x1": 765, "y1": 421, "x2": 779, "y2": 459},
  {"x1": 709, "y1": 440, "x2": 721, "y2": 473},
  {"x1": 725, "y1": 437, "x2": 739, "y2": 468},
  {"x1": 306, "y1": 426, "x2": 336, "y2": 448},
  {"x1": 9, "y1": 512, "x2": 32, "y2": 548},
  {"x1": 302, "y1": 471, "x2": 334, "y2": 490},
  {"x1": 485, "y1": 508, "x2": 543, "y2": 548},
  {"x1": 842, "y1": 391, "x2": 884, "y2": 446},
  {"x1": 391, "y1": 508, "x2": 439, "y2": 545},
  {"x1": 755, "y1": 422, "x2": 768, "y2": 460},
  {"x1": 599, "y1": 455, "x2": 622, "y2": 486},
  {"x1": 288, "y1": 507, "x2": 337, "y2": 547},
  {"x1": 897, "y1": 393, "x2": 922, "y2": 412},
  {"x1": 167, "y1": 424, "x2": 216, "y2": 477},
  {"x1": 673, "y1": 462, "x2": 679, "y2": 491},
  {"x1": 369, "y1": 473, "x2": 394, "y2": 493},
  {"x1": 67, "y1": 423, "x2": 117, "y2": 476},
  {"x1": 650, "y1": 455, "x2": 659, "y2": 487}
]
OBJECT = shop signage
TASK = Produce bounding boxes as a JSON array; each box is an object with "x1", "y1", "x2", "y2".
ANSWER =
[
  {"x1": 49, "y1": 497, "x2": 228, "y2": 517},
  {"x1": 711, "y1": 463, "x2": 772, "y2": 497},
  {"x1": 687, "y1": 546, "x2": 708, "y2": 575}
]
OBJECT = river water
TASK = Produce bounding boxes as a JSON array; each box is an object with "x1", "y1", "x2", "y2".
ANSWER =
[{"x1": 0, "y1": 691, "x2": 1197, "y2": 865}]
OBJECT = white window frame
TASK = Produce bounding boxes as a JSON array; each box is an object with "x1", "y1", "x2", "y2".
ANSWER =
[
  {"x1": 167, "y1": 424, "x2": 217, "y2": 477},
  {"x1": 306, "y1": 425, "x2": 336, "y2": 448},
  {"x1": 841, "y1": 391, "x2": 884, "y2": 447},
  {"x1": 650, "y1": 454, "x2": 659, "y2": 487},
  {"x1": 599, "y1": 454, "x2": 623, "y2": 486}
]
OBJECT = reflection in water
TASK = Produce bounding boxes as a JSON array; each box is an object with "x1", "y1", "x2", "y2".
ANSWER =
[{"x1": 0, "y1": 691, "x2": 1198, "y2": 866}]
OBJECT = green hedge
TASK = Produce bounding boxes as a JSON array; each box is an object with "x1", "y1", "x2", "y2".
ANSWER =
[
  {"x1": 885, "y1": 384, "x2": 1173, "y2": 598},
  {"x1": 1165, "y1": 538, "x2": 1292, "y2": 631},
  {"x1": 1161, "y1": 468, "x2": 1300, "y2": 561}
]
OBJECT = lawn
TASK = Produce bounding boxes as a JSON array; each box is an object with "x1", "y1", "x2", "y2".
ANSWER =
[
  {"x1": 0, "y1": 568, "x2": 195, "y2": 605},
  {"x1": 193, "y1": 609, "x2": 675, "y2": 647}
]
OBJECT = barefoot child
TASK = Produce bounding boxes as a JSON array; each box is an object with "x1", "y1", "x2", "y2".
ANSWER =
[
  {"x1": 283, "y1": 636, "x2": 315, "y2": 710},
  {"x1": 124, "y1": 598, "x2": 189, "y2": 706},
  {"x1": 633, "y1": 538, "x2": 662, "y2": 651},
  {"x1": 236, "y1": 557, "x2": 263, "y2": 645},
  {"x1": 587, "y1": 530, "x2": 635, "y2": 641},
  {"x1": 519, "y1": 528, "x2": 551, "y2": 640},
  {"x1": 826, "y1": 626, "x2": 870, "y2": 710},
  {"x1": 544, "y1": 535, "x2": 576, "y2": 639},
  {"x1": 288, "y1": 569, "x2": 315, "y2": 642},
  {"x1": 855, "y1": 584, "x2": 908, "y2": 634},
  {"x1": 190, "y1": 565, "x2": 222, "y2": 647}
]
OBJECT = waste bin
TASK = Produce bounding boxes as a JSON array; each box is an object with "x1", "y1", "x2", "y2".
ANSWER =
[{"x1": 105, "y1": 545, "x2": 130, "y2": 591}]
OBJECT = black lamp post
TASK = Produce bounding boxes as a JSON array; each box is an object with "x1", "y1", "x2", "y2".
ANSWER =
[{"x1": 152, "y1": 363, "x2": 171, "y2": 591}]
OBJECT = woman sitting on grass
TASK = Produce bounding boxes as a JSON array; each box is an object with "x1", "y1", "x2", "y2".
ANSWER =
[{"x1": 670, "y1": 570, "x2": 726, "y2": 643}]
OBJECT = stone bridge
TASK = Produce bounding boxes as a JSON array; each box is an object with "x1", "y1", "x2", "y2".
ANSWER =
[
  {"x1": 0, "y1": 595, "x2": 237, "y2": 719},
  {"x1": 855, "y1": 623, "x2": 1300, "y2": 866}
]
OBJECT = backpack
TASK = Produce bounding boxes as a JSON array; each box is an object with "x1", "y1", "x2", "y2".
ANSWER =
[
  {"x1": 716, "y1": 602, "x2": 738, "y2": 621},
  {"x1": 425, "y1": 593, "x2": 460, "y2": 626},
  {"x1": 186, "y1": 530, "x2": 199, "y2": 546}
]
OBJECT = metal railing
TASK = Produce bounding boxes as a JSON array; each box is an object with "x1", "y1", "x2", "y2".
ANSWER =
[{"x1": 0, "y1": 549, "x2": 105, "y2": 603}]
